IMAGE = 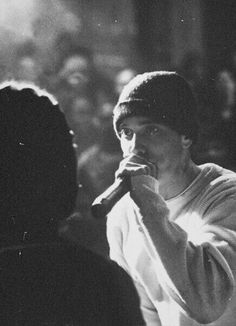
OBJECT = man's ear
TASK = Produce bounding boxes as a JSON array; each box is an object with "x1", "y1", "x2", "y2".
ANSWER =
[{"x1": 181, "y1": 135, "x2": 192, "y2": 149}]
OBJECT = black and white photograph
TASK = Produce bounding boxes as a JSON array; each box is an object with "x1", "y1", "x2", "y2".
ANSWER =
[{"x1": 1, "y1": 1, "x2": 236, "y2": 325}]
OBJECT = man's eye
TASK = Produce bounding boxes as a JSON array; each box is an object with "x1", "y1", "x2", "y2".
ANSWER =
[
  {"x1": 119, "y1": 128, "x2": 133, "y2": 139},
  {"x1": 145, "y1": 126, "x2": 159, "y2": 136}
]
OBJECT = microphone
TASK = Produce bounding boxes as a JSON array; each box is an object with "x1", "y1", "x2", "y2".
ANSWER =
[{"x1": 91, "y1": 177, "x2": 130, "y2": 219}]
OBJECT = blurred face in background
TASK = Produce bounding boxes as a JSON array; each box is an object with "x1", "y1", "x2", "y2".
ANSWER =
[
  {"x1": 69, "y1": 97, "x2": 93, "y2": 124},
  {"x1": 60, "y1": 55, "x2": 91, "y2": 90},
  {"x1": 115, "y1": 68, "x2": 136, "y2": 96},
  {"x1": 17, "y1": 56, "x2": 41, "y2": 83}
]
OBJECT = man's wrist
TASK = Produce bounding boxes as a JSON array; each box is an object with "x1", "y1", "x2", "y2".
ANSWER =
[{"x1": 131, "y1": 174, "x2": 159, "y2": 193}]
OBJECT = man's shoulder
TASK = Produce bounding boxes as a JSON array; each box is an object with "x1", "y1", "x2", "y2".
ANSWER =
[
  {"x1": 198, "y1": 163, "x2": 236, "y2": 205},
  {"x1": 200, "y1": 163, "x2": 236, "y2": 185}
]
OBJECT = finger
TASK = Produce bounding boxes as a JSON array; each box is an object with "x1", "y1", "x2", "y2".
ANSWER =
[
  {"x1": 146, "y1": 161, "x2": 157, "y2": 179},
  {"x1": 124, "y1": 154, "x2": 148, "y2": 165},
  {"x1": 115, "y1": 164, "x2": 150, "y2": 179},
  {"x1": 116, "y1": 155, "x2": 157, "y2": 179},
  {"x1": 126, "y1": 155, "x2": 157, "y2": 179}
]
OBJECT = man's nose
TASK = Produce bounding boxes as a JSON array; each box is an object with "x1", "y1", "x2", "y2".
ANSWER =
[{"x1": 129, "y1": 133, "x2": 147, "y2": 156}]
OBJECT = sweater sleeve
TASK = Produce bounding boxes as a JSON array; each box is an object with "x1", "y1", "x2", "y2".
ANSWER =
[
  {"x1": 129, "y1": 175, "x2": 235, "y2": 324},
  {"x1": 106, "y1": 197, "x2": 161, "y2": 325}
]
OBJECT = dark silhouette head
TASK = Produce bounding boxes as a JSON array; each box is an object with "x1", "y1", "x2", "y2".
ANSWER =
[{"x1": 0, "y1": 81, "x2": 77, "y2": 243}]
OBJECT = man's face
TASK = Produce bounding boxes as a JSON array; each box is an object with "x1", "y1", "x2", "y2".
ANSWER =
[{"x1": 118, "y1": 115, "x2": 189, "y2": 176}]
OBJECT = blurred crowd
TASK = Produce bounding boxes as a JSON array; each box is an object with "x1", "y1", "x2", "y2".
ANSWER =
[
  {"x1": 177, "y1": 49, "x2": 236, "y2": 172},
  {"x1": 2, "y1": 34, "x2": 236, "y2": 255}
]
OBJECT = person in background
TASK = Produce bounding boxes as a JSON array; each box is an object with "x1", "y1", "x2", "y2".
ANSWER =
[
  {"x1": 210, "y1": 48, "x2": 236, "y2": 170},
  {"x1": 0, "y1": 81, "x2": 144, "y2": 326},
  {"x1": 51, "y1": 46, "x2": 100, "y2": 156},
  {"x1": 12, "y1": 40, "x2": 45, "y2": 87},
  {"x1": 114, "y1": 68, "x2": 137, "y2": 100},
  {"x1": 71, "y1": 115, "x2": 122, "y2": 256},
  {"x1": 106, "y1": 71, "x2": 236, "y2": 325},
  {"x1": 52, "y1": 44, "x2": 114, "y2": 157}
]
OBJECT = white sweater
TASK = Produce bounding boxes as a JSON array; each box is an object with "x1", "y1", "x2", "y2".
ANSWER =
[{"x1": 107, "y1": 163, "x2": 236, "y2": 326}]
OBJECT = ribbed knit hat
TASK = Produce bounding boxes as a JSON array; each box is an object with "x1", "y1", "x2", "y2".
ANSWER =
[{"x1": 113, "y1": 71, "x2": 199, "y2": 143}]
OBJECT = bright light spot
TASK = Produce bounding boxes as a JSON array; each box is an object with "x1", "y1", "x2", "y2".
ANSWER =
[
  {"x1": 0, "y1": 0, "x2": 81, "y2": 46},
  {"x1": 69, "y1": 130, "x2": 74, "y2": 136},
  {"x1": 0, "y1": 0, "x2": 37, "y2": 38}
]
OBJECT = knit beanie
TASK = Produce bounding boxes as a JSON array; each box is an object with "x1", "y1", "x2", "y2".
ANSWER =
[{"x1": 113, "y1": 71, "x2": 199, "y2": 143}]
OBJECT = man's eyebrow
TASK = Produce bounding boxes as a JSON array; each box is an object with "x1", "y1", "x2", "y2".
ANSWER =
[
  {"x1": 120, "y1": 118, "x2": 155, "y2": 126},
  {"x1": 119, "y1": 122, "x2": 129, "y2": 129},
  {"x1": 119, "y1": 120, "x2": 159, "y2": 129}
]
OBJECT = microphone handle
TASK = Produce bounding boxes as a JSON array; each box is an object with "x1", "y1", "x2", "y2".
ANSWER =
[{"x1": 91, "y1": 177, "x2": 130, "y2": 219}]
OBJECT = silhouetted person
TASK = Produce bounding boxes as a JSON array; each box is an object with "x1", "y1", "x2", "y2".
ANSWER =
[{"x1": 0, "y1": 81, "x2": 144, "y2": 326}]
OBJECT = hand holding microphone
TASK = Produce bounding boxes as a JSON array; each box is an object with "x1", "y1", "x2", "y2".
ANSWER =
[{"x1": 91, "y1": 155, "x2": 157, "y2": 219}]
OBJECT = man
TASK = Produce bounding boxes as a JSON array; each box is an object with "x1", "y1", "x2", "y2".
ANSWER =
[
  {"x1": 0, "y1": 81, "x2": 144, "y2": 326},
  {"x1": 106, "y1": 71, "x2": 236, "y2": 325}
]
